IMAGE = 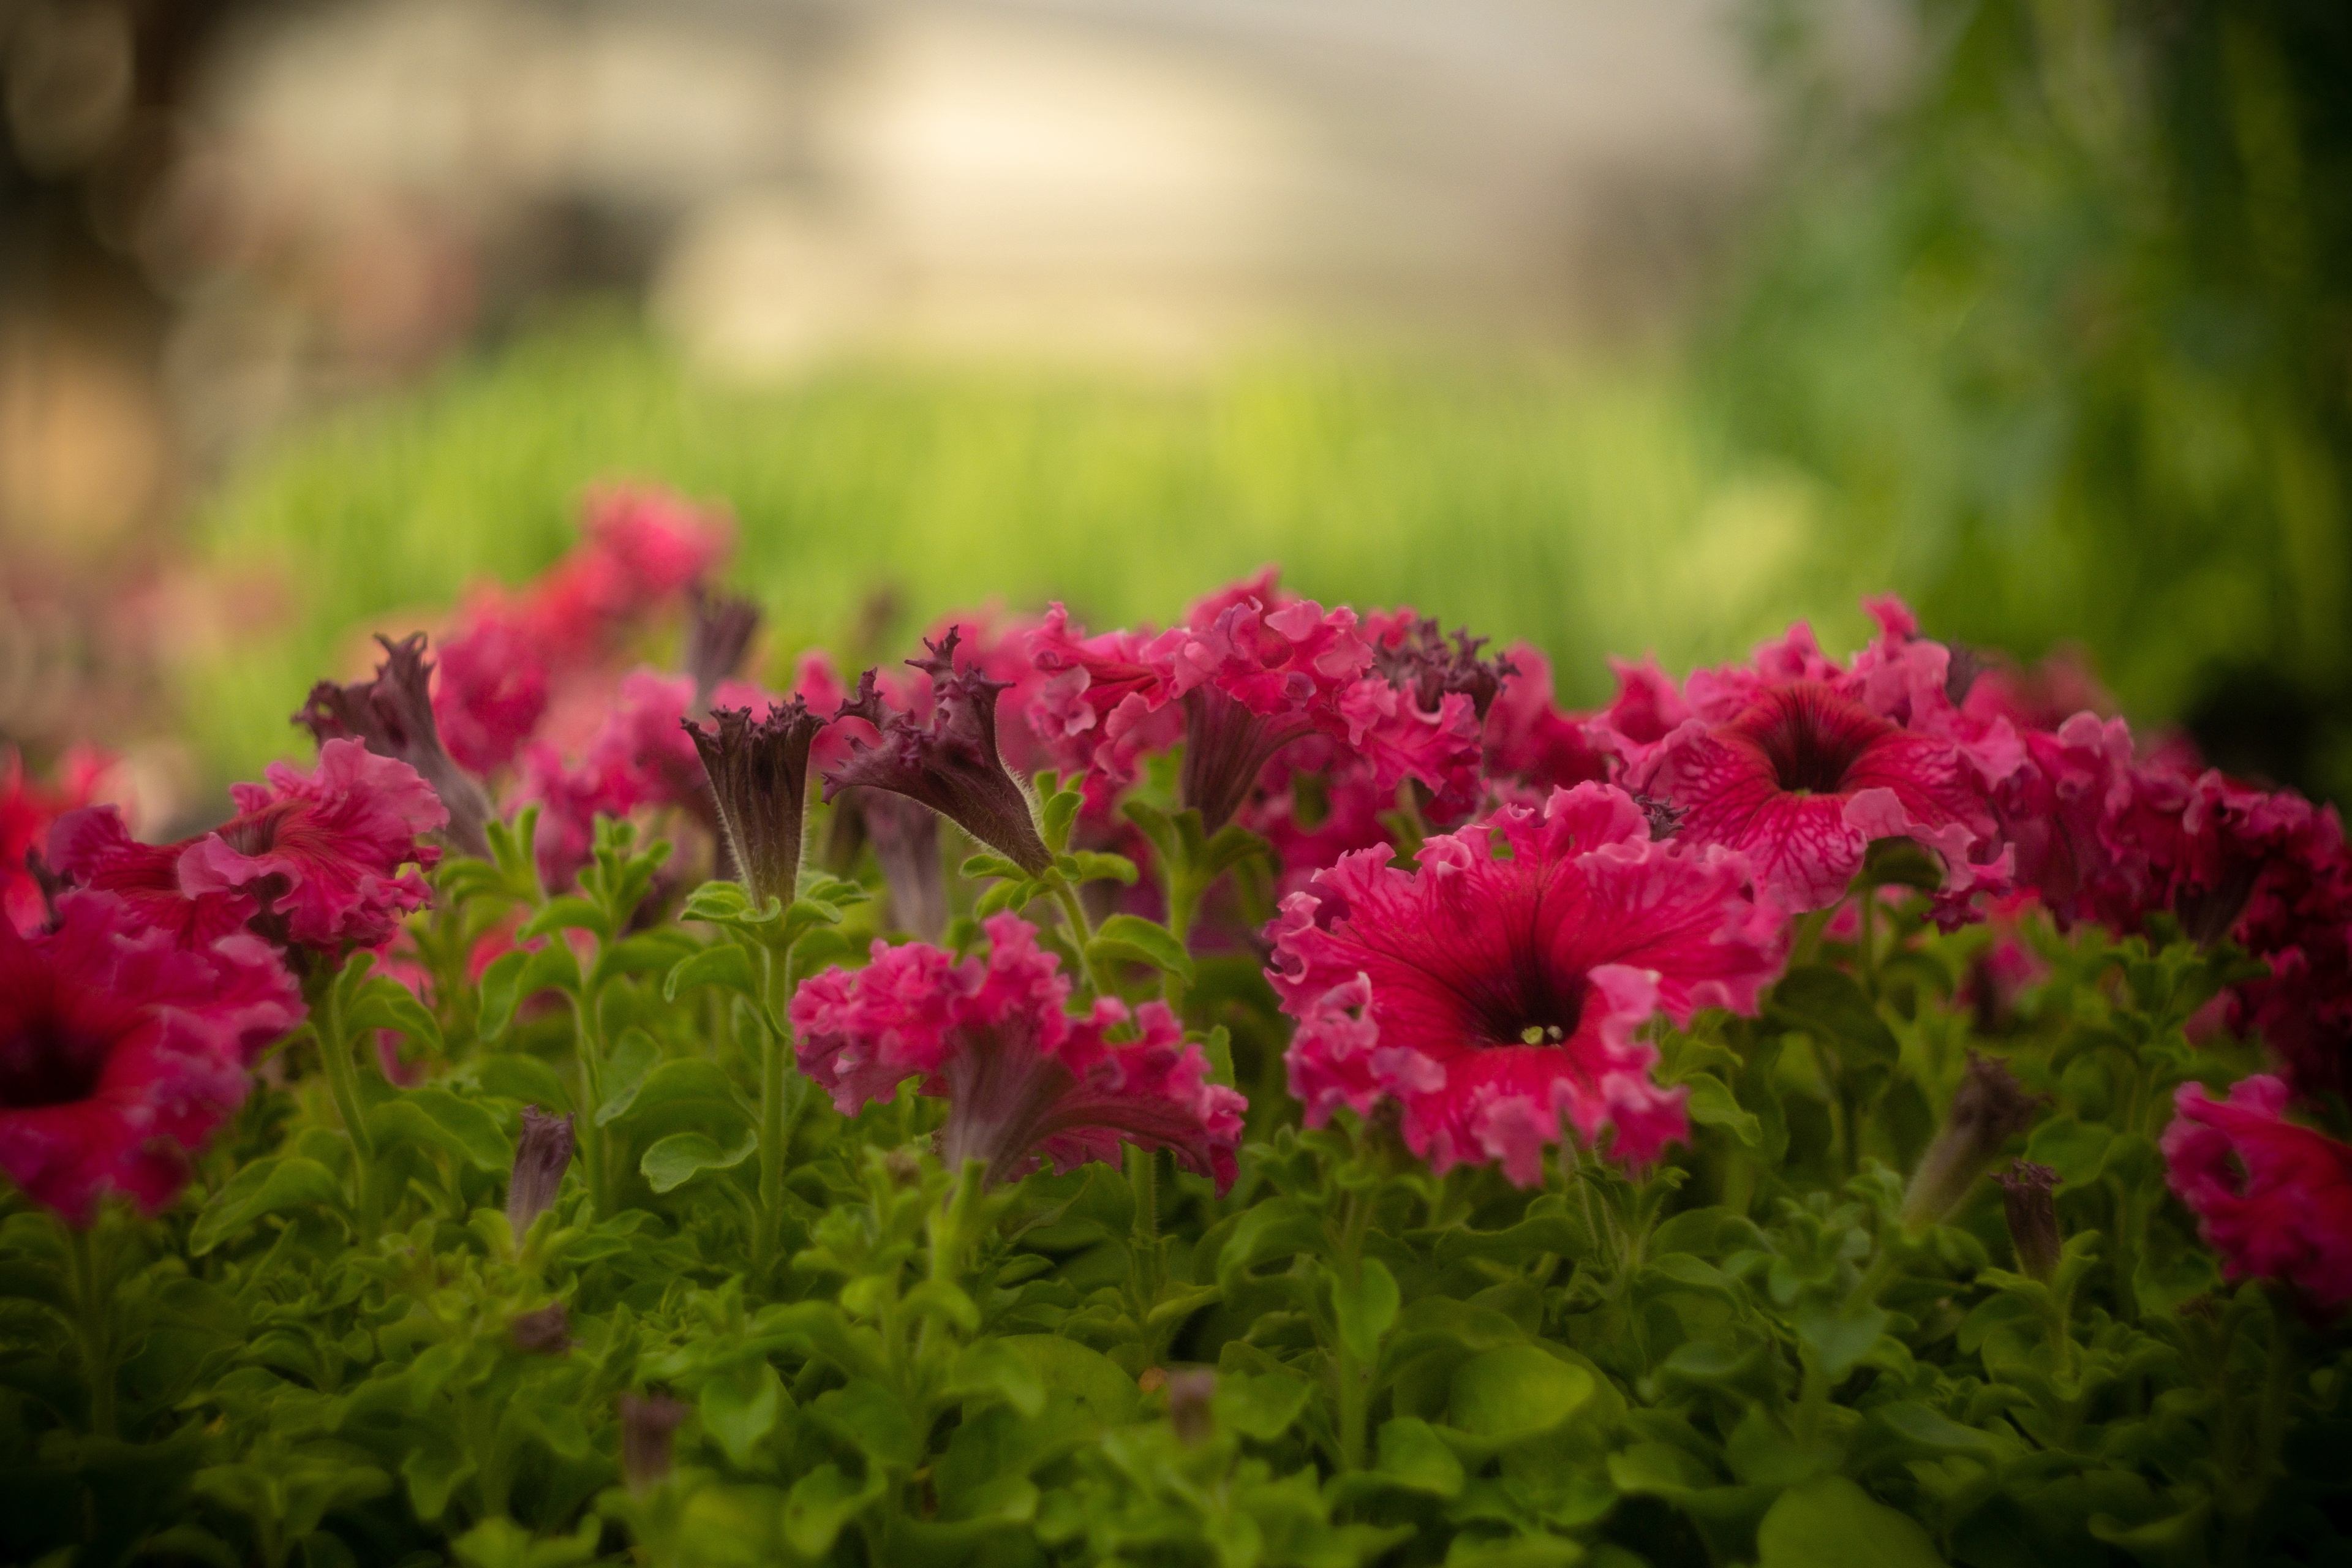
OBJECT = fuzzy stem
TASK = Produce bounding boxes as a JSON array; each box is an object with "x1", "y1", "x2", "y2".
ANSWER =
[
  {"x1": 755, "y1": 941, "x2": 791, "y2": 1277},
  {"x1": 62, "y1": 1217, "x2": 116, "y2": 1439},
  {"x1": 311, "y1": 968, "x2": 382, "y2": 1232},
  {"x1": 1051, "y1": 880, "x2": 1115, "y2": 998},
  {"x1": 1332, "y1": 1191, "x2": 1375, "y2": 1472}
]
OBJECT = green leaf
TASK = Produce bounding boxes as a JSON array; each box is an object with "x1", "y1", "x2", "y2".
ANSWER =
[
  {"x1": 948, "y1": 1340, "x2": 1047, "y2": 1419},
  {"x1": 781, "y1": 1464, "x2": 882, "y2": 1559},
  {"x1": 1768, "y1": 965, "x2": 1900, "y2": 1068},
  {"x1": 594, "y1": 1028, "x2": 662, "y2": 1126},
  {"x1": 1085, "y1": 914, "x2": 1196, "y2": 984},
  {"x1": 1374, "y1": 1417, "x2": 1466, "y2": 1498},
  {"x1": 451, "y1": 1518, "x2": 602, "y2": 1568},
  {"x1": 1331, "y1": 1258, "x2": 1400, "y2": 1365},
  {"x1": 400, "y1": 1434, "x2": 477, "y2": 1523},
  {"x1": 476, "y1": 944, "x2": 580, "y2": 1040},
  {"x1": 663, "y1": 941, "x2": 760, "y2": 1004},
  {"x1": 1214, "y1": 1370, "x2": 1314, "y2": 1441},
  {"x1": 1755, "y1": 1477, "x2": 1947, "y2": 1568},
  {"x1": 473, "y1": 1052, "x2": 571, "y2": 1112},
  {"x1": 641, "y1": 1128, "x2": 758, "y2": 1194},
  {"x1": 699, "y1": 1359, "x2": 784, "y2": 1467},
  {"x1": 2026, "y1": 1115, "x2": 2113, "y2": 1185},
  {"x1": 1683, "y1": 1074, "x2": 1762, "y2": 1147},
  {"x1": 992, "y1": 1336, "x2": 1140, "y2": 1429},
  {"x1": 367, "y1": 1088, "x2": 511, "y2": 1171},
  {"x1": 1041, "y1": 788, "x2": 1083, "y2": 853},
  {"x1": 610, "y1": 1059, "x2": 755, "y2": 1140},
  {"x1": 342, "y1": 976, "x2": 444, "y2": 1055},
  {"x1": 1447, "y1": 1346, "x2": 1595, "y2": 1447},
  {"x1": 519, "y1": 895, "x2": 609, "y2": 943},
  {"x1": 191, "y1": 1157, "x2": 346, "y2": 1255},
  {"x1": 1795, "y1": 1300, "x2": 1891, "y2": 1381},
  {"x1": 1067, "y1": 851, "x2": 1139, "y2": 886}
]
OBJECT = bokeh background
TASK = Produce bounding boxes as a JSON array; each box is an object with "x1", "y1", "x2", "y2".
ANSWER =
[{"x1": 4, "y1": 0, "x2": 2348, "y2": 831}]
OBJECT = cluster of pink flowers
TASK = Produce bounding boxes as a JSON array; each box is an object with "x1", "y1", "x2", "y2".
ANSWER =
[
  {"x1": 9, "y1": 492, "x2": 2352, "y2": 1311},
  {"x1": 1, "y1": 739, "x2": 443, "y2": 1221}
]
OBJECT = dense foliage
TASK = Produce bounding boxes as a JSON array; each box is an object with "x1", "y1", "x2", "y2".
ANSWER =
[{"x1": 4, "y1": 502, "x2": 2350, "y2": 1568}]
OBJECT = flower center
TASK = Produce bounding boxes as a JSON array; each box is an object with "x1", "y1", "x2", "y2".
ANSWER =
[
  {"x1": 1740, "y1": 683, "x2": 1888, "y2": 796},
  {"x1": 1467, "y1": 963, "x2": 1588, "y2": 1050},
  {"x1": 0, "y1": 1012, "x2": 111, "y2": 1109}
]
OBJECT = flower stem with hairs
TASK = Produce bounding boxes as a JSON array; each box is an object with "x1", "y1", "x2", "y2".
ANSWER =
[
  {"x1": 310, "y1": 964, "x2": 380, "y2": 1233},
  {"x1": 62, "y1": 1216, "x2": 116, "y2": 1438}
]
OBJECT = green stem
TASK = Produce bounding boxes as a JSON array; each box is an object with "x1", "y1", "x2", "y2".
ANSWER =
[
  {"x1": 62, "y1": 1218, "x2": 116, "y2": 1439},
  {"x1": 311, "y1": 968, "x2": 383, "y2": 1232},
  {"x1": 1052, "y1": 881, "x2": 1115, "y2": 998},
  {"x1": 570, "y1": 991, "x2": 609, "y2": 1221},
  {"x1": 756, "y1": 947, "x2": 790, "y2": 1278},
  {"x1": 1332, "y1": 1192, "x2": 1375, "y2": 1472},
  {"x1": 2227, "y1": 1305, "x2": 2302, "y2": 1565}
]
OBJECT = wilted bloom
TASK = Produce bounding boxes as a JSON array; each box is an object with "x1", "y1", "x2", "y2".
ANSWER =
[
  {"x1": 0, "y1": 891, "x2": 301, "y2": 1223},
  {"x1": 508, "y1": 1104, "x2": 576, "y2": 1242},
  {"x1": 791, "y1": 913, "x2": 1245, "y2": 1189},
  {"x1": 685, "y1": 698, "x2": 825, "y2": 910},
  {"x1": 619, "y1": 1392, "x2": 688, "y2": 1491},
  {"x1": 1901, "y1": 1052, "x2": 2041, "y2": 1231},
  {"x1": 1627, "y1": 603, "x2": 2017, "y2": 916},
  {"x1": 1268, "y1": 783, "x2": 1786, "y2": 1185},
  {"x1": 296, "y1": 633, "x2": 494, "y2": 859},
  {"x1": 828, "y1": 788, "x2": 946, "y2": 940},
  {"x1": 1999, "y1": 1159, "x2": 2062, "y2": 1283},
  {"x1": 826, "y1": 633, "x2": 1053, "y2": 876},
  {"x1": 510, "y1": 1302, "x2": 572, "y2": 1355},
  {"x1": 1164, "y1": 1369, "x2": 1216, "y2": 1446},
  {"x1": 684, "y1": 588, "x2": 762, "y2": 706},
  {"x1": 2163, "y1": 1076, "x2": 2352, "y2": 1317}
]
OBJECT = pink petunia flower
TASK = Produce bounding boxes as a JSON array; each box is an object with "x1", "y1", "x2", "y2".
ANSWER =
[
  {"x1": 1483, "y1": 644, "x2": 1612, "y2": 793},
  {"x1": 2162, "y1": 1075, "x2": 2352, "y2": 1316},
  {"x1": 790, "y1": 912, "x2": 1245, "y2": 1189},
  {"x1": 431, "y1": 484, "x2": 733, "y2": 774},
  {"x1": 1627, "y1": 603, "x2": 2017, "y2": 915},
  {"x1": 1025, "y1": 603, "x2": 1185, "y2": 796},
  {"x1": 4, "y1": 744, "x2": 121, "y2": 935},
  {"x1": 47, "y1": 809, "x2": 255, "y2": 949},
  {"x1": 1267, "y1": 783, "x2": 1785, "y2": 1184},
  {"x1": 0, "y1": 891, "x2": 302, "y2": 1223}
]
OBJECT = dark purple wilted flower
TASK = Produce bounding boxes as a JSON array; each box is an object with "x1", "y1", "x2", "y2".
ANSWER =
[
  {"x1": 1902, "y1": 1052, "x2": 2042, "y2": 1231},
  {"x1": 826, "y1": 632, "x2": 1052, "y2": 876},
  {"x1": 684, "y1": 699, "x2": 825, "y2": 911},
  {"x1": 1368, "y1": 614, "x2": 1515, "y2": 723},
  {"x1": 827, "y1": 788, "x2": 946, "y2": 941},
  {"x1": 1999, "y1": 1159, "x2": 2061, "y2": 1283},
  {"x1": 510, "y1": 1302, "x2": 572, "y2": 1354},
  {"x1": 508, "y1": 1104, "x2": 575, "y2": 1242},
  {"x1": 296, "y1": 633, "x2": 494, "y2": 860},
  {"x1": 619, "y1": 1392, "x2": 687, "y2": 1491},
  {"x1": 1165, "y1": 1369, "x2": 1216, "y2": 1446}
]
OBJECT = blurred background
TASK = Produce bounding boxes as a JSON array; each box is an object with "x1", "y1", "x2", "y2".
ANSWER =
[{"x1": 3, "y1": 0, "x2": 2348, "y2": 828}]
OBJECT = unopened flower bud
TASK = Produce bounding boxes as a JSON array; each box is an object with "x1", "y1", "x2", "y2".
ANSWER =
[
  {"x1": 1165, "y1": 1369, "x2": 1216, "y2": 1447},
  {"x1": 510, "y1": 1302, "x2": 572, "y2": 1354},
  {"x1": 1902, "y1": 1052, "x2": 2041, "y2": 1231},
  {"x1": 619, "y1": 1392, "x2": 687, "y2": 1491},
  {"x1": 684, "y1": 699, "x2": 824, "y2": 911},
  {"x1": 296, "y1": 633, "x2": 494, "y2": 859},
  {"x1": 684, "y1": 589, "x2": 762, "y2": 707},
  {"x1": 824, "y1": 633, "x2": 1052, "y2": 876},
  {"x1": 1997, "y1": 1159, "x2": 2061, "y2": 1283},
  {"x1": 508, "y1": 1105, "x2": 575, "y2": 1242}
]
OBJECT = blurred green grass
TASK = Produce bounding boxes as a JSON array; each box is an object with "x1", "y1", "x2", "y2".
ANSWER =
[{"x1": 185, "y1": 326, "x2": 1887, "y2": 783}]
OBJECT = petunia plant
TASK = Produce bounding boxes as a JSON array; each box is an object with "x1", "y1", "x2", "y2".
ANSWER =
[{"x1": 2, "y1": 488, "x2": 2348, "y2": 1568}]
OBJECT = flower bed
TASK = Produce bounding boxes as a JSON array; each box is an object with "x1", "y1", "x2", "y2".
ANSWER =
[{"x1": 3, "y1": 488, "x2": 2348, "y2": 1568}]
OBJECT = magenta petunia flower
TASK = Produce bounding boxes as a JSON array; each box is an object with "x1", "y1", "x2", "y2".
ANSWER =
[
  {"x1": 46, "y1": 809, "x2": 256, "y2": 949},
  {"x1": 175, "y1": 740, "x2": 445, "y2": 954},
  {"x1": 790, "y1": 912, "x2": 1245, "y2": 1189},
  {"x1": 1483, "y1": 645, "x2": 1611, "y2": 793},
  {"x1": 2163, "y1": 1075, "x2": 2352, "y2": 1316},
  {"x1": 1627, "y1": 604, "x2": 2017, "y2": 915},
  {"x1": 1025, "y1": 603, "x2": 1184, "y2": 795},
  {"x1": 0, "y1": 891, "x2": 301, "y2": 1223},
  {"x1": 5, "y1": 745, "x2": 120, "y2": 936},
  {"x1": 1267, "y1": 783, "x2": 1785, "y2": 1184}
]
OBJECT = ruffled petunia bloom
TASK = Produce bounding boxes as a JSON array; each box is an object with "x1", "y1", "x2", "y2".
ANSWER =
[
  {"x1": 432, "y1": 484, "x2": 734, "y2": 774},
  {"x1": 826, "y1": 632, "x2": 1054, "y2": 876},
  {"x1": 2163, "y1": 1075, "x2": 2352, "y2": 1317},
  {"x1": 1483, "y1": 645, "x2": 1611, "y2": 793},
  {"x1": 1626, "y1": 603, "x2": 2017, "y2": 916},
  {"x1": 0, "y1": 891, "x2": 302, "y2": 1222},
  {"x1": 296, "y1": 633, "x2": 494, "y2": 859},
  {"x1": 1025, "y1": 603, "x2": 1185, "y2": 796},
  {"x1": 790, "y1": 912, "x2": 1245, "y2": 1189},
  {"x1": 4, "y1": 744, "x2": 119, "y2": 935},
  {"x1": 1267, "y1": 783, "x2": 1785, "y2": 1184},
  {"x1": 52, "y1": 741, "x2": 444, "y2": 956}
]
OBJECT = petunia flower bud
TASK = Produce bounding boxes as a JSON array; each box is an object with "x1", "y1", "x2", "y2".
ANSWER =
[
  {"x1": 1165, "y1": 1369, "x2": 1216, "y2": 1447},
  {"x1": 824, "y1": 633, "x2": 1052, "y2": 876},
  {"x1": 296, "y1": 633, "x2": 494, "y2": 860},
  {"x1": 684, "y1": 589, "x2": 762, "y2": 707},
  {"x1": 619, "y1": 1392, "x2": 687, "y2": 1492},
  {"x1": 508, "y1": 1105, "x2": 575, "y2": 1242},
  {"x1": 1997, "y1": 1159, "x2": 2062, "y2": 1283},
  {"x1": 684, "y1": 699, "x2": 824, "y2": 911},
  {"x1": 1902, "y1": 1052, "x2": 2041, "y2": 1231},
  {"x1": 834, "y1": 788, "x2": 946, "y2": 941},
  {"x1": 510, "y1": 1302, "x2": 572, "y2": 1354}
]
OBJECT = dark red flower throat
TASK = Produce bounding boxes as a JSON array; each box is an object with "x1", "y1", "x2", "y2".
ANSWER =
[{"x1": 1733, "y1": 683, "x2": 1891, "y2": 797}]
